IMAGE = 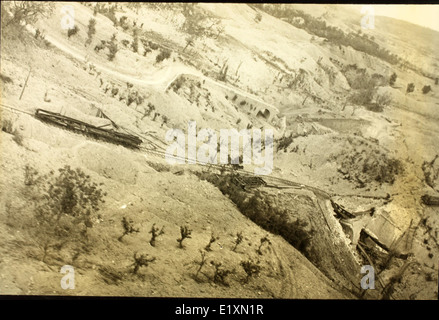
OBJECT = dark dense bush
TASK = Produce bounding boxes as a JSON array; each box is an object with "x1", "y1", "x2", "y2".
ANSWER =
[
  {"x1": 1, "y1": 118, "x2": 14, "y2": 134},
  {"x1": 240, "y1": 260, "x2": 261, "y2": 283},
  {"x1": 389, "y1": 72, "x2": 397, "y2": 86},
  {"x1": 87, "y1": 18, "x2": 96, "y2": 40},
  {"x1": 422, "y1": 85, "x2": 432, "y2": 94},
  {"x1": 67, "y1": 25, "x2": 79, "y2": 39},
  {"x1": 156, "y1": 48, "x2": 171, "y2": 63},
  {"x1": 276, "y1": 134, "x2": 295, "y2": 152},
  {"x1": 406, "y1": 83, "x2": 415, "y2": 94},
  {"x1": 29, "y1": 166, "x2": 106, "y2": 262},
  {"x1": 99, "y1": 5, "x2": 118, "y2": 26},
  {"x1": 197, "y1": 173, "x2": 314, "y2": 258},
  {"x1": 255, "y1": 4, "x2": 399, "y2": 65},
  {"x1": 107, "y1": 34, "x2": 118, "y2": 61}
]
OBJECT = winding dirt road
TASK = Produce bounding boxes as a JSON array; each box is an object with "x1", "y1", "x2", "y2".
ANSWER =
[{"x1": 26, "y1": 23, "x2": 279, "y2": 114}]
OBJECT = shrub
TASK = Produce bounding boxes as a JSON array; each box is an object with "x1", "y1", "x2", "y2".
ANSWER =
[
  {"x1": 131, "y1": 37, "x2": 139, "y2": 53},
  {"x1": 2, "y1": 119, "x2": 14, "y2": 134},
  {"x1": 107, "y1": 36, "x2": 118, "y2": 61},
  {"x1": 240, "y1": 260, "x2": 261, "y2": 283},
  {"x1": 148, "y1": 41, "x2": 159, "y2": 50},
  {"x1": 0, "y1": 73, "x2": 13, "y2": 84},
  {"x1": 119, "y1": 16, "x2": 129, "y2": 30},
  {"x1": 143, "y1": 47, "x2": 152, "y2": 56},
  {"x1": 389, "y1": 72, "x2": 397, "y2": 86},
  {"x1": 156, "y1": 49, "x2": 171, "y2": 63},
  {"x1": 276, "y1": 134, "x2": 295, "y2": 152},
  {"x1": 370, "y1": 91, "x2": 392, "y2": 112},
  {"x1": 2, "y1": 2, "x2": 54, "y2": 29},
  {"x1": 232, "y1": 231, "x2": 243, "y2": 252},
  {"x1": 67, "y1": 25, "x2": 79, "y2": 39},
  {"x1": 31, "y1": 166, "x2": 106, "y2": 262},
  {"x1": 87, "y1": 18, "x2": 96, "y2": 41},
  {"x1": 171, "y1": 76, "x2": 185, "y2": 92},
  {"x1": 406, "y1": 83, "x2": 415, "y2": 94},
  {"x1": 422, "y1": 85, "x2": 432, "y2": 94},
  {"x1": 210, "y1": 261, "x2": 233, "y2": 286},
  {"x1": 131, "y1": 30, "x2": 139, "y2": 53},
  {"x1": 101, "y1": 5, "x2": 118, "y2": 26},
  {"x1": 349, "y1": 86, "x2": 375, "y2": 106}
]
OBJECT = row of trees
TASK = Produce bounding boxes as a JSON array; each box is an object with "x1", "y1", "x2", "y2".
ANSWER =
[{"x1": 255, "y1": 4, "x2": 399, "y2": 65}]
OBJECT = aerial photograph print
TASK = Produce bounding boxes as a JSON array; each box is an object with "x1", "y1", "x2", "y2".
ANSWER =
[{"x1": 0, "y1": 1, "x2": 438, "y2": 302}]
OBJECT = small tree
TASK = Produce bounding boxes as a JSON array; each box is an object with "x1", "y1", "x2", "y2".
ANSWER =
[
  {"x1": 389, "y1": 72, "x2": 397, "y2": 86},
  {"x1": 118, "y1": 217, "x2": 140, "y2": 242},
  {"x1": 422, "y1": 85, "x2": 432, "y2": 94},
  {"x1": 2, "y1": 1, "x2": 54, "y2": 28},
  {"x1": 149, "y1": 223, "x2": 165, "y2": 247},
  {"x1": 119, "y1": 16, "x2": 129, "y2": 30},
  {"x1": 204, "y1": 232, "x2": 219, "y2": 251},
  {"x1": 131, "y1": 252, "x2": 156, "y2": 274},
  {"x1": 194, "y1": 250, "x2": 208, "y2": 279},
  {"x1": 131, "y1": 36, "x2": 139, "y2": 53},
  {"x1": 240, "y1": 259, "x2": 261, "y2": 283},
  {"x1": 406, "y1": 83, "x2": 415, "y2": 94},
  {"x1": 232, "y1": 231, "x2": 243, "y2": 252},
  {"x1": 32, "y1": 166, "x2": 106, "y2": 262},
  {"x1": 86, "y1": 18, "x2": 96, "y2": 43},
  {"x1": 177, "y1": 225, "x2": 192, "y2": 248},
  {"x1": 183, "y1": 36, "x2": 195, "y2": 52},
  {"x1": 107, "y1": 38, "x2": 118, "y2": 61}
]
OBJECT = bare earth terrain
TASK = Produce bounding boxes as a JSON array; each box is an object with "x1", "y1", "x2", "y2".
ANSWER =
[{"x1": 0, "y1": 2, "x2": 438, "y2": 300}]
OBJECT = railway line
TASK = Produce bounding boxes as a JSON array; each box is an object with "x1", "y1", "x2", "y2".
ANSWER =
[{"x1": 1, "y1": 102, "x2": 391, "y2": 202}]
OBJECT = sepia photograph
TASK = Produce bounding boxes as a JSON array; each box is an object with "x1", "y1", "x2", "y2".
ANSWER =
[{"x1": 0, "y1": 1, "x2": 438, "y2": 305}]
